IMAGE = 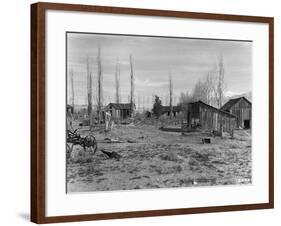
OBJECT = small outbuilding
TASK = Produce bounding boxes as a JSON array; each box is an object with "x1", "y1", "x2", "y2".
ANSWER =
[
  {"x1": 161, "y1": 106, "x2": 182, "y2": 117},
  {"x1": 186, "y1": 101, "x2": 236, "y2": 134},
  {"x1": 66, "y1": 104, "x2": 74, "y2": 114},
  {"x1": 221, "y1": 97, "x2": 251, "y2": 129},
  {"x1": 105, "y1": 103, "x2": 135, "y2": 119}
]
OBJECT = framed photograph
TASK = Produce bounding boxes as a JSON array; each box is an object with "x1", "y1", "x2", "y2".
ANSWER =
[{"x1": 31, "y1": 2, "x2": 274, "y2": 223}]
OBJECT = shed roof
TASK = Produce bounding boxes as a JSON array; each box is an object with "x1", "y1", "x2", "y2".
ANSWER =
[
  {"x1": 66, "y1": 104, "x2": 73, "y2": 109},
  {"x1": 106, "y1": 103, "x2": 134, "y2": 110},
  {"x1": 161, "y1": 105, "x2": 182, "y2": 113},
  {"x1": 221, "y1": 97, "x2": 251, "y2": 111},
  {"x1": 190, "y1": 100, "x2": 236, "y2": 118}
]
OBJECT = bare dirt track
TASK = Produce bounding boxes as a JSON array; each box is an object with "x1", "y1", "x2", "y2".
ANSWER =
[{"x1": 67, "y1": 123, "x2": 251, "y2": 192}]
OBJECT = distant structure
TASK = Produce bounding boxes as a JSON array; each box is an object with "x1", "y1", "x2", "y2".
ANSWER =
[
  {"x1": 66, "y1": 104, "x2": 74, "y2": 114},
  {"x1": 221, "y1": 97, "x2": 252, "y2": 129},
  {"x1": 186, "y1": 100, "x2": 236, "y2": 134},
  {"x1": 105, "y1": 103, "x2": 136, "y2": 120},
  {"x1": 161, "y1": 106, "x2": 181, "y2": 117}
]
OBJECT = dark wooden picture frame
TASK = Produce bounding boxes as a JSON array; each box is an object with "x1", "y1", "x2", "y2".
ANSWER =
[{"x1": 31, "y1": 2, "x2": 274, "y2": 224}]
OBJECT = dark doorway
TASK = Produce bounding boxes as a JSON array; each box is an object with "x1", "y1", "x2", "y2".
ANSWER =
[{"x1": 244, "y1": 120, "x2": 250, "y2": 129}]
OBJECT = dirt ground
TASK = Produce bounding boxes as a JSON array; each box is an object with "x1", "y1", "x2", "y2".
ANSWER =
[{"x1": 66, "y1": 122, "x2": 252, "y2": 193}]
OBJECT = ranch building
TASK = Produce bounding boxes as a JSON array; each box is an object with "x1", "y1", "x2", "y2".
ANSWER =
[
  {"x1": 221, "y1": 97, "x2": 252, "y2": 129},
  {"x1": 186, "y1": 100, "x2": 236, "y2": 134}
]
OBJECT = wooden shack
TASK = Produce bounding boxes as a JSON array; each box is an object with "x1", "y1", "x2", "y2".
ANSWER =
[
  {"x1": 221, "y1": 97, "x2": 251, "y2": 129},
  {"x1": 160, "y1": 106, "x2": 181, "y2": 117},
  {"x1": 186, "y1": 101, "x2": 236, "y2": 134},
  {"x1": 66, "y1": 104, "x2": 74, "y2": 114},
  {"x1": 105, "y1": 103, "x2": 135, "y2": 120}
]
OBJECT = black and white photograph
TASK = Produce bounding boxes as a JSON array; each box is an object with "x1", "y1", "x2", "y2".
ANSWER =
[{"x1": 66, "y1": 32, "x2": 252, "y2": 193}]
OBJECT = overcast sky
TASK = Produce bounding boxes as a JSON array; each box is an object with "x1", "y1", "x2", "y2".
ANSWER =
[{"x1": 67, "y1": 32, "x2": 252, "y2": 106}]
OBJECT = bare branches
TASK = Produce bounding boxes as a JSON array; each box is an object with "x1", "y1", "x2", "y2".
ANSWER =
[
  {"x1": 179, "y1": 91, "x2": 192, "y2": 104},
  {"x1": 192, "y1": 76, "x2": 213, "y2": 104},
  {"x1": 130, "y1": 54, "x2": 135, "y2": 115},
  {"x1": 97, "y1": 46, "x2": 103, "y2": 121},
  {"x1": 217, "y1": 56, "x2": 226, "y2": 108},
  {"x1": 86, "y1": 57, "x2": 92, "y2": 118},
  {"x1": 115, "y1": 58, "x2": 120, "y2": 104},
  {"x1": 169, "y1": 73, "x2": 173, "y2": 117},
  {"x1": 211, "y1": 56, "x2": 226, "y2": 108},
  {"x1": 179, "y1": 55, "x2": 227, "y2": 108},
  {"x1": 70, "y1": 68, "x2": 75, "y2": 110}
]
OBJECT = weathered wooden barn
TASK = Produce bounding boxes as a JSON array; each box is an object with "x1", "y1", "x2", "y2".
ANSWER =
[
  {"x1": 161, "y1": 106, "x2": 182, "y2": 117},
  {"x1": 221, "y1": 97, "x2": 251, "y2": 129},
  {"x1": 105, "y1": 103, "x2": 135, "y2": 119},
  {"x1": 186, "y1": 101, "x2": 236, "y2": 134}
]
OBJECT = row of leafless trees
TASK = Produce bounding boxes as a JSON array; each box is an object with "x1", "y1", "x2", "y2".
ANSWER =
[
  {"x1": 70, "y1": 52, "x2": 226, "y2": 124},
  {"x1": 85, "y1": 47, "x2": 103, "y2": 126},
  {"x1": 69, "y1": 47, "x2": 136, "y2": 125},
  {"x1": 114, "y1": 54, "x2": 135, "y2": 107},
  {"x1": 179, "y1": 56, "x2": 226, "y2": 108}
]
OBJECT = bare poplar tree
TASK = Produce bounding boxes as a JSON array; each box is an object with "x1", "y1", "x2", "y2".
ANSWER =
[
  {"x1": 86, "y1": 57, "x2": 93, "y2": 127},
  {"x1": 169, "y1": 73, "x2": 173, "y2": 117},
  {"x1": 193, "y1": 73, "x2": 216, "y2": 105},
  {"x1": 212, "y1": 56, "x2": 226, "y2": 108},
  {"x1": 129, "y1": 54, "x2": 135, "y2": 116},
  {"x1": 70, "y1": 68, "x2": 75, "y2": 111},
  {"x1": 142, "y1": 96, "x2": 145, "y2": 112},
  {"x1": 204, "y1": 72, "x2": 214, "y2": 105},
  {"x1": 179, "y1": 91, "x2": 192, "y2": 105},
  {"x1": 115, "y1": 58, "x2": 120, "y2": 104},
  {"x1": 192, "y1": 79, "x2": 205, "y2": 102},
  {"x1": 97, "y1": 46, "x2": 103, "y2": 122},
  {"x1": 209, "y1": 56, "x2": 227, "y2": 135},
  {"x1": 191, "y1": 57, "x2": 225, "y2": 108},
  {"x1": 218, "y1": 56, "x2": 226, "y2": 108}
]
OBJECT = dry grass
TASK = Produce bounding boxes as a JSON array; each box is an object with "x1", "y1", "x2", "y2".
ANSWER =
[{"x1": 67, "y1": 122, "x2": 252, "y2": 192}]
